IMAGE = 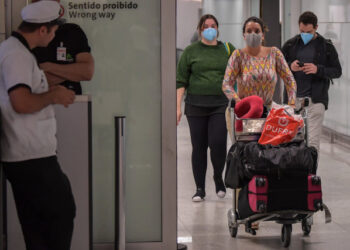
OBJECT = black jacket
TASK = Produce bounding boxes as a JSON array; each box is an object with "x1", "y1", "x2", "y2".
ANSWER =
[{"x1": 281, "y1": 33, "x2": 342, "y2": 109}]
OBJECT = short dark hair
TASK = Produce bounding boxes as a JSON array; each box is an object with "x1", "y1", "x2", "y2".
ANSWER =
[
  {"x1": 18, "y1": 21, "x2": 57, "y2": 33},
  {"x1": 299, "y1": 11, "x2": 318, "y2": 28},
  {"x1": 242, "y1": 16, "x2": 267, "y2": 34}
]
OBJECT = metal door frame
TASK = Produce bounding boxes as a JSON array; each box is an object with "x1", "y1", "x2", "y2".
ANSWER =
[{"x1": 126, "y1": 0, "x2": 177, "y2": 249}]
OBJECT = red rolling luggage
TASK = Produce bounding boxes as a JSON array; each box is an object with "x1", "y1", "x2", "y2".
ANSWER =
[
  {"x1": 248, "y1": 176, "x2": 268, "y2": 213},
  {"x1": 238, "y1": 174, "x2": 323, "y2": 219},
  {"x1": 308, "y1": 175, "x2": 323, "y2": 211}
]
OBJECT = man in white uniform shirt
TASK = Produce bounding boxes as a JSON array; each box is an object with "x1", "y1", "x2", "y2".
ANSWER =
[{"x1": 0, "y1": 1, "x2": 76, "y2": 249}]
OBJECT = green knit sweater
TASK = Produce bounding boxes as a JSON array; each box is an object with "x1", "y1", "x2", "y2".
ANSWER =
[{"x1": 177, "y1": 41, "x2": 235, "y2": 106}]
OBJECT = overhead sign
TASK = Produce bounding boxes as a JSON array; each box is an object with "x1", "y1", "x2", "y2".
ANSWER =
[{"x1": 66, "y1": 1, "x2": 139, "y2": 21}]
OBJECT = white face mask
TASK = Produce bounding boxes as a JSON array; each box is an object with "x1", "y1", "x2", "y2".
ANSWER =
[{"x1": 245, "y1": 33, "x2": 262, "y2": 48}]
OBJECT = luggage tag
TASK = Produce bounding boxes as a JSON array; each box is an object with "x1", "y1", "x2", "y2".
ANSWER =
[{"x1": 57, "y1": 42, "x2": 66, "y2": 61}]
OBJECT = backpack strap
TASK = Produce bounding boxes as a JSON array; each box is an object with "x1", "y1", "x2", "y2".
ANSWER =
[
  {"x1": 323, "y1": 38, "x2": 335, "y2": 84},
  {"x1": 224, "y1": 42, "x2": 231, "y2": 56},
  {"x1": 325, "y1": 39, "x2": 333, "y2": 58},
  {"x1": 224, "y1": 43, "x2": 237, "y2": 92},
  {"x1": 283, "y1": 35, "x2": 299, "y2": 62}
]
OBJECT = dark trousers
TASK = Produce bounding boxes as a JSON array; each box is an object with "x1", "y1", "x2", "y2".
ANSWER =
[
  {"x1": 3, "y1": 156, "x2": 76, "y2": 250},
  {"x1": 187, "y1": 113, "x2": 227, "y2": 190}
]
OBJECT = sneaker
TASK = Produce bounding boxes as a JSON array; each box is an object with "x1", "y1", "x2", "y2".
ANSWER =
[
  {"x1": 192, "y1": 188, "x2": 206, "y2": 202},
  {"x1": 214, "y1": 176, "x2": 226, "y2": 198},
  {"x1": 216, "y1": 190, "x2": 226, "y2": 198}
]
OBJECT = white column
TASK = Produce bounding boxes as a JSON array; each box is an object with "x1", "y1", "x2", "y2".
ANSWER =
[
  {"x1": 202, "y1": 0, "x2": 250, "y2": 49},
  {"x1": 177, "y1": 0, "x2": 202, "y2": 50}
]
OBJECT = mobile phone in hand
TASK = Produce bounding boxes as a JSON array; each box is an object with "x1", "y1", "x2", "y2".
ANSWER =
[{"x1": 297, "y1": 61, "x2": 304, "y2": 67}]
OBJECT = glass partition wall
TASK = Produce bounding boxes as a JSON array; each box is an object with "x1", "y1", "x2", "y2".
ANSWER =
[
  {"x1": 60, "y1": 0, "x2": 163, "y2": 243},
  {"x1": 60, "y1": 1, "x2": 176, "y2": 248},
  {"x1": 64, "y1": 0, "x2": 177, "y2": 248}
]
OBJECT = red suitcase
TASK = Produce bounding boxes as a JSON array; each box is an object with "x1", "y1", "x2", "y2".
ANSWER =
[
  {"x1": 248, "y1": 176, "x2": 268, "y2": 213},
  {"x1": 308, "y1": 175, "x2": 323, "y2": 211},
  {"x1": 238, "y1": 174, "x2": 323, "y2": 219}
]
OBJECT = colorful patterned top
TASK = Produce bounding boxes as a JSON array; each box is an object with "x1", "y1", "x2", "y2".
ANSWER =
[{"x1": 222, "y1": 47, "x2": 296, "y2": 106}]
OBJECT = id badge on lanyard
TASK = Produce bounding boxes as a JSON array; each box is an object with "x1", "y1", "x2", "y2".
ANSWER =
[{"x1": 57, "y1": 42, "x2": 66, "y2": 61}]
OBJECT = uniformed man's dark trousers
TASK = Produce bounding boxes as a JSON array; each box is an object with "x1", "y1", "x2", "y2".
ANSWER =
[{"x1": 3, "y1": 156, "x2": 76, "y2": 250}]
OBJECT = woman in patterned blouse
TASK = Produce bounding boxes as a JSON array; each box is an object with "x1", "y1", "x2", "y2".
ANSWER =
[
  {"x1": 222, "y1": 17, "x2": 296, "y2": 107},
  {"x1": 222, "y1": 17, "x2": 297, "y2": 230}
]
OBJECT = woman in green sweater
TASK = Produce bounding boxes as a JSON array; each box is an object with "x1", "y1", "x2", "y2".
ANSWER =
[{"x1": 177, "y1": 14, "x2": 235, "y2": 202}]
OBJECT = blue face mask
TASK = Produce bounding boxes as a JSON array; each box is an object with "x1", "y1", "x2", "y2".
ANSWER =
[
  {"x1": 300, "y1": 32, "x2": 314, "y2": 45},
  {"x1": 202, "y1": 28, "x2": 217, "y2": 41}
]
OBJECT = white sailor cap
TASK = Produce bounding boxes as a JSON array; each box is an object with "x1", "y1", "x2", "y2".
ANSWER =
[{"x1": 21, "y1": 1, "x2": 65, "y2": 25}]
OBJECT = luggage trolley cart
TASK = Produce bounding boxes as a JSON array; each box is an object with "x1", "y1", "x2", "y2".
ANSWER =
[{"x1": 226, "y1": 99, "x2": 331, "y2": 248}]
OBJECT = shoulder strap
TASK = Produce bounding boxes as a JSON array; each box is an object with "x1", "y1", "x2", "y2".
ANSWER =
[
  {"x1": 287, "y1": 37, "x2": 297, "y2": 50},
  {"x1": 224, "y1": 42, "x2": 231, "y2": 56},
  {"x1": 324, "y1": 38, "x2": 335, "y2": 84},
  {"x1": 325, "y1": 38, "x2": 333, "y2": 56},
  {"x1": 325, "y1": 38, "x2": 333, "y2": 45},
  {"x1": 284, "y1": 35, "x2": 299, "y2": 50}
]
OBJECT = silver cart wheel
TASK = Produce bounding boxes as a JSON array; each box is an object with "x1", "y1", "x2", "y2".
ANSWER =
[
  {"x1": 227, "y1": 209, "x2": 238, "y2": 237},
  {"x1": 229, "y1": 225, "x2": 238, "y2": 238},
  {"x1": 302, "y1": 217, "x2": 312, "y2": 236},
  {"x1": 281, "y1": 224, "x2": 292, "y2": 248}
]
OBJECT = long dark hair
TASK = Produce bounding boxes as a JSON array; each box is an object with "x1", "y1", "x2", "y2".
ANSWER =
[{"x1": 242, "y1": 16, "x2": 268, "y2": 34}]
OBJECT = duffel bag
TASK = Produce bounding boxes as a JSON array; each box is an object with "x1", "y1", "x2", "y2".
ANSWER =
[{"x1": 243, "y1": 141, "x2": 318, "y2": 177}]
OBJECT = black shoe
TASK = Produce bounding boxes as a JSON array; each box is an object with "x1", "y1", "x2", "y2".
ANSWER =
[
  {"x1": 192, "y1": 188, "x2": 206, "y2": 202},
  {"x1": 214, "y1": 176, "x2": 226, "y2": 198}
]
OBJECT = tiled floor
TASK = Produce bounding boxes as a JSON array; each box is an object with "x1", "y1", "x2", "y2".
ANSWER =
[{"x1": 177, "y1": 117, "x2": 350, "y2": 250}]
